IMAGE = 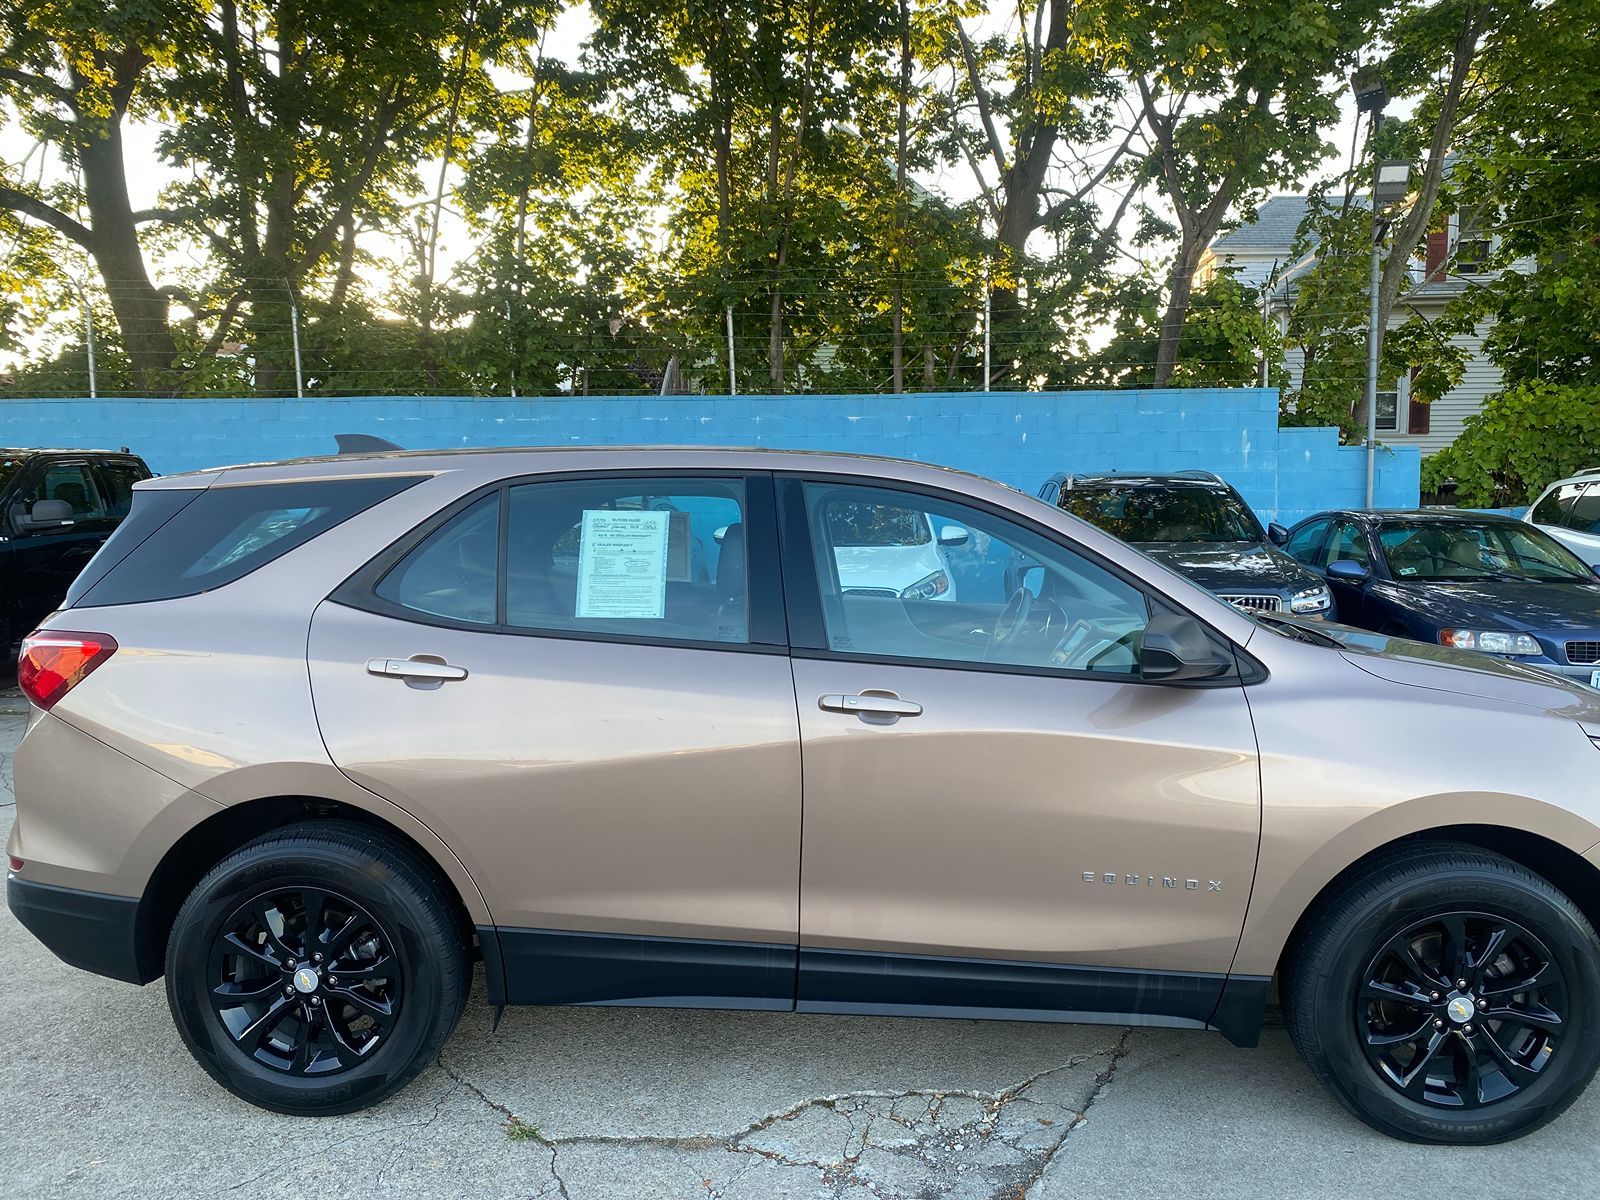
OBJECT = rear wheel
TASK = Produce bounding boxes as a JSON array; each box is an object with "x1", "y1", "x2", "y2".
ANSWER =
[
  {"x1": 1285, "y1": 843, "x2": 1600, "y2": 1143},
  {"x1": 165, "y1": 820, "x2": 470, "y2": 1115}
]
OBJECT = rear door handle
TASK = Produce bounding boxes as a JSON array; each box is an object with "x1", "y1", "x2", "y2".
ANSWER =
[
  {"x1": 367, "y1": 657, "x2": 468, "y2": 682},
  {"x1": 819, "y1": 693, "x2": 923, "y2": 717}
]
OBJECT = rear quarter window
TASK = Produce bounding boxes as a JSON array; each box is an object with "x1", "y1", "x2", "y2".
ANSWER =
[{"x1": 73, "y1": 476, "x2": 422, "y2": 607}]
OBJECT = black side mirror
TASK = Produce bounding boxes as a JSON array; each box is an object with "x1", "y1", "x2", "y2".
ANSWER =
[
  {"x1": 1267, "y1": 522, "x2": 1289, "y2": 546},
  {"x1": 1140, "y1": 609, "x2": 1235, "y2": 683},
  {"x1": 1327, "y1": 559, "x2": 1371, "y2": 583}
]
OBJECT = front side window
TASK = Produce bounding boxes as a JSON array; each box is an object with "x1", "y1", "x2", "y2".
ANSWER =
[
  {"x1": 1283, "y1": 519, "x2": 1331, "y2": 567},
  {"x1": 1322, "y1": 523, "x2": 1371, "y2": 569},
  {"x1": 804, "y1": 482, "x2": 1150, "y2": 676},
  {"x1": 12, "y1": 461, "x2": 108, "y2": 528},
  {"x1": 1378, "y1": 521, "x2": 1593, "y2": 582},
  {"x1": 1059, "y1": 484, "x2": 1262, "y2": 544}
]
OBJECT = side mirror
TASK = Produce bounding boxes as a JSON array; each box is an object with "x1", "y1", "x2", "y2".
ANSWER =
[
  {"x1": 1327, "y1": 559, "x2": 1371, "y2": 583},
  {"x1": 938, "y1": 524, "x2": 969, "y2": 547},
  {"x1": 20, "y1": 499, "x2": 74, "y2": 529},
  {"x1": 1139, "y1": 609, "x2": 1234, "y2": 683},
  {"x1": 1267, "y1": 522, "x2": 1289, "y2": 546}
]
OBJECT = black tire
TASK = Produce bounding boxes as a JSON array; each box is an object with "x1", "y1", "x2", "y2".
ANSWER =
[
  {"x1": 1284, "y1": 842, "x2": 1600, "y2": 1143},
  {"x1": 165, "y1": 819, "x2": 470, "y2": 1115}
]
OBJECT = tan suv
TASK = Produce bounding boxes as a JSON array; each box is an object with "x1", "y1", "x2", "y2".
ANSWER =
[{"x1": 9, "y1": 448, "x2": 1600, "y2": 1143}]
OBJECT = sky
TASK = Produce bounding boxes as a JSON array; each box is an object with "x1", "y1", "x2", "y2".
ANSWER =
[{"x1": 0, "y1": 2, "x2": 1400, "y2": 368}]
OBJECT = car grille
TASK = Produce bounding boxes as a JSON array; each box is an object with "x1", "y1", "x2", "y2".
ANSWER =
[
  {"x1": 842, "y1": 587, "x2": 899, "y2": 598},
  {"x1": 1566, "y1": 641, "x2": 1600, "y2": 664},
  {"x1": 1220, "y1": 594, "x2": 1282, "y2": 613}
]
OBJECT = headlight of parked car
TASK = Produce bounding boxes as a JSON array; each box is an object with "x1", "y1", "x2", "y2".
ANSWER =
[
  {"x1": 1289, "y1": 585, "x2": 1331, "y2": 614},
  {"x1": 900, "y1": 570, "x2": 950, "y2": 601},
  {"x1": 1439, "y1": 629, "x2": 1543, "y2": 656}
]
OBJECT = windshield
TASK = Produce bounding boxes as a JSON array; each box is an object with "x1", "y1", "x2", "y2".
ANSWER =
[
  {"x1": 1377, "y1": 521, "x2": 1594, "y2": 582},
  {"x1": 1060, "y1": 485, "x2": 1264, "y2": 544}
]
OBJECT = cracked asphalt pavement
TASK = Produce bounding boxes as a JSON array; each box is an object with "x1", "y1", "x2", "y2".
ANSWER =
[{"x1": 2, "y1": 708, "x2": 1596, "y2": 1199}]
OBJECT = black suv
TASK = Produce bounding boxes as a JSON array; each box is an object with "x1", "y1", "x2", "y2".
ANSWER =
[
  {"x1": 1, "y1": 448, "x2": 152, "y2": 651},
  {"x1": 1039, "y1": 470, "x2": 1334, "y2": 619}
]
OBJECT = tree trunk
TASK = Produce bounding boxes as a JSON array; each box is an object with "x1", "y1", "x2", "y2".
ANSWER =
[
  {"x1": 891, "y1": 0, "x2": 910, "y2": 393},
  {"x1": 76, "y1": 119, "x2": 176, "y2": 392},
  {"x1": 1153, "y1": 238, "x2": 1204, "y2": 386}
]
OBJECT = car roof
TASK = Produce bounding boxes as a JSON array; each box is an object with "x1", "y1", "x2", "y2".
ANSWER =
[
  {"x1": 0, "y1": 447, "x2": 138, "y2": 457},
  {"x1": 1046, "y1": 471, "x2": 1231, "y2": 490},
  {"x1": 137, "y1": 445, "x2": 1010, "y2": 492},
  {"x1": 1295, "y1": 508, "x2": 1526, "y2": 527}
]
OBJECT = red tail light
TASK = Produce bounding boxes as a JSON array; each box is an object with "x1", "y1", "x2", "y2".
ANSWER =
[{"x1": 17, "y1": 631, "x2": 118, "y2": 711}]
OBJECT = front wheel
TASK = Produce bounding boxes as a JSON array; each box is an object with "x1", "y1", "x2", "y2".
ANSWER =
[
  {"x1": 1284, "y1": 843, "x2": 1600, "y2": 1143},
  {"x1": 165, "y1": 820, "x2": 470, "y2": 1115}
]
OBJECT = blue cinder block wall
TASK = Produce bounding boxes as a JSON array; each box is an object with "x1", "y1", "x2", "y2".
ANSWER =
[{"x1": 0, "y1": 388, "x2": 1419, "y2": 525}]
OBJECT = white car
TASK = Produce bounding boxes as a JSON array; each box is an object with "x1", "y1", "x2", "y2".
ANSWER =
[
  {"x1": 1524, "y1": 469, "x2": 1600, "y2": 569},
  {"x1": 720, "y1": 507, "x2": 968, "y2": 601}
]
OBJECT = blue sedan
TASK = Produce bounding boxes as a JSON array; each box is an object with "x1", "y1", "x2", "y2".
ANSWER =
[{"x1": 1275, "y1": 509, "x2": 1600, "y2": 684}]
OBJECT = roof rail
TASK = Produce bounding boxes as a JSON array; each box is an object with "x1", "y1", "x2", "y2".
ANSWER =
[
  {"x1": 1575, "y1": 466, "x2": 1600, "y2": 477},
  {"x1": 1172, "y1": 469, "x2": 1226, "y2": 484}
]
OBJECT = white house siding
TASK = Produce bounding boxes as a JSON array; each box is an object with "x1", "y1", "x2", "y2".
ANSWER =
[{"x1": 1387, "y1": 323, "x2": 1501, "y2": 456}]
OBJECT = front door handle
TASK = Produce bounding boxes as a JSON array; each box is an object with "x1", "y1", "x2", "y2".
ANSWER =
[
  {"x1": 367, "y1": 657, "x2": 468, "y2": 683},
  {"x1": 819, "y1": 693, "x2": 923, "y2": 718}
]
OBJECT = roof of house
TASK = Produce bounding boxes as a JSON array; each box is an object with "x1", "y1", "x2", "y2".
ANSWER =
[{"x1": 1210, "y1": 196, "x2": 1314, "y2": 254}]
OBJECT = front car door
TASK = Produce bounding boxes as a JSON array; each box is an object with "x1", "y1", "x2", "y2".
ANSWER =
[
  {"x1": 777, "y1": 476, "x2": 1264, "y2": 1037},
  {"x1": 308, "y1": 470, "x2": 802, "y2": 1009},
  {"x1": 1320, "y1": 520, "x2": 1376, "y2": 625},
  {"x1": 5, "y1": 456, "x2": 121, "y2": 637}
]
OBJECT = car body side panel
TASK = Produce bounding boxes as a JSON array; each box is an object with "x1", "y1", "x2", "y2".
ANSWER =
[
  {"x1": 791, "y1": 657, "x2": 1261, "y2": 975},
  {"x1": 6, "y1": 710, "x2": 222, "y2": 897},
  {"x1": 1232, "y1": 631, "x2": 1600, "y2": 977},
  {"x1": 307, "y1": 601, "x2": 803, "y2": 945}
]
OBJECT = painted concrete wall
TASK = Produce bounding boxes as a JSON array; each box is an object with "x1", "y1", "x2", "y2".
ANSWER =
[{"x1": 0, "y1": 387, "x2": 1419, "y2": 525}]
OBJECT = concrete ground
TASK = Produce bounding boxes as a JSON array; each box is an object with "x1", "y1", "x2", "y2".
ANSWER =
[{"x1": 1, "y1": 707, "x2": 1596, "y2": 1199}]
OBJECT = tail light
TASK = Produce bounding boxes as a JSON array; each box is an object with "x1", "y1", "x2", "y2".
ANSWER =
[{"x1": 17, "y1": 631, "x2": 118, "y2": 711}]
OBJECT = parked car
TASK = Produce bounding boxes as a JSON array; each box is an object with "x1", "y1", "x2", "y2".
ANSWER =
[
  {"x1": 12, "y1": 447, "x2": 1600, "y2": 1144},
  {"x1": 0, "y1": 447, "x2": 151, "y2": 653},
  {"x1": 1280, "y1": 508, "x2": 1600, "y2": 684},
  {"x1": 1524, "y1": 468, "x2": 1600, "y2": 568},
  {"x1": 1039, "y1": 470, "x2": 1332, "y2": 618}
]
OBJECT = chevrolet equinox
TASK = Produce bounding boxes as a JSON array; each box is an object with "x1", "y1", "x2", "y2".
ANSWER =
[{"x1": 8, "y1": 447, "x2": 1600, "y2": 1145}]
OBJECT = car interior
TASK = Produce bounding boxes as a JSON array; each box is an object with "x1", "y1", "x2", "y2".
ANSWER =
[{"x1": 806, "y1": 485, "x2": 1149, "y2": 674}]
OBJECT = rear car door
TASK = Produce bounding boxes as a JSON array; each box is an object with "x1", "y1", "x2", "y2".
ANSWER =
[
  {"x1": 308, "y1": 471, "x2": 803, "y2": 1009},
  {"x1": 6, "y1": 457, "x2": 121, "y2": 638},
  {"x1": 779, "y1": 476, "x2": 1262, "y2": 1031}
]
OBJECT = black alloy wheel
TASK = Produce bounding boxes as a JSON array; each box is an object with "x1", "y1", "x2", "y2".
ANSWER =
[
  {"x1": 1356, "y1": 911, "x2": 1565, "y2": 1109},
  {"x1": 1284, "y1": 843, "x2": 1600, "y2": 1143},
  {"x1": 208, "y1": 885, "x2": 404, "y2": 1076},
  {"x1": 167, "y1": 820, "x2": 469, "y2": 1115}
]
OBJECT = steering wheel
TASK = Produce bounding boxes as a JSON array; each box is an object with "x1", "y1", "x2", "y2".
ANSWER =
[{"x1": 985, "y1": 586, "x2": 1037, "y2": 662}]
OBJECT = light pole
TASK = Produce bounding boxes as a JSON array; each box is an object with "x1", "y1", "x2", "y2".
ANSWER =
[
  {"x1": 1351, "y1": 65, "x2": 1411, "y2": 508},
  {"x1": 1364, "y1": 160, "x2": 1414, "y2": 507}
]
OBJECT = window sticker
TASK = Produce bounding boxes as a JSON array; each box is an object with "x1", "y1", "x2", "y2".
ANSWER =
[{"x1": 575, "y1": 508, "x2": 670, "y2": 619}]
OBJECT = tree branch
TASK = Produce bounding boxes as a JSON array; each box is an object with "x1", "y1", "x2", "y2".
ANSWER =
[
  {"x1": 0, "y1": 67, "x2": 76, "y2": 108},
  {"x1": 955, "y1": 21, "x2": 1007, "y2": 177},
  {"x1": 0, "y1": 185, "x2": 93, "y2": 247}
]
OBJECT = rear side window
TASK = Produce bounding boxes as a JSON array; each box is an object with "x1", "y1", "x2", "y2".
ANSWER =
[
  {"x1": 1567, "y1": 484, "x2": 1600, "y2": 534},
  {"x1": 74, "y1": 476, "x2": 422, "y2": 607},
  {"x1": 1531, "y1": 482, "x2": 1584, "y2": 527},
  {"x1": 96, "y1": 459, "x2": 150, "y2": 517}
]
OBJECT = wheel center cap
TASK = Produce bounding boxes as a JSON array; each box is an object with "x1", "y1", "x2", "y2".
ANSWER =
[
  {"x1": 1446, "y1": 995, "x2": 1476, "y2": 1024},
  {"x1": 292, "y1": 965, "x2": 320, "y2": 994}
]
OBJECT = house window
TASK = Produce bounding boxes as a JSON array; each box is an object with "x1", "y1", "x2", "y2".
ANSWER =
[
  {"x1": 1375, "y1": 390, "x2": 1399, "y2": 432},
  {"x1": 1453, "y1": 207, "x2": 1493, "y2": 273}
]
